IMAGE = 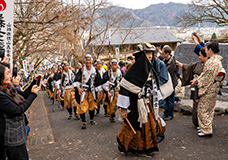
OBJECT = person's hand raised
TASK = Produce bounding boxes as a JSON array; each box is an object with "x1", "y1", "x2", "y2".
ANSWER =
[{"x1": 31, "y1": 85, "x2": 40, "y2": 94}]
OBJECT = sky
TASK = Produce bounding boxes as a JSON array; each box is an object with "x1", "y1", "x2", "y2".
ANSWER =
[{"x1": 109, "y1": 0, "x2": 191, "y2": 9}]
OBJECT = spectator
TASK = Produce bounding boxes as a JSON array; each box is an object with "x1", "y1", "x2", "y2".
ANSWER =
[
  {"x1": 118, "y1": 61, "x2": 126, "y2": 75},
  {"x1": 192, "y1": 32, "x2": 205, "y2": 56},
  {"x1": 174, "y1": 74, "x2": 185, "y2": 103},
  {"x1": 159, "y1": 45, "x2": 178, "y2": 121},
  {"x1": 125, "y1": 56, "x2": 134, "y2": 72},
  {"x1": 0, "y1": 61, "x2": 40, "y2": 160},
  {"x1": 176, "y1": 47, "x2": 208, "y2": 128},
  {"x1": 191, "y1": 42, "x2": 224, "y2": 137}
]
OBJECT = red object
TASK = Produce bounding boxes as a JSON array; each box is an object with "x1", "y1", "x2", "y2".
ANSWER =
[
  {"x1": 217, "y1": 72, "x2": 224, "y2": 76},
  {"x1": 1, "y1": 85, "x2": 7, "y2": 88},
  {"x1": 0, "y1": 0, "x2": 7, "y2": 11}
]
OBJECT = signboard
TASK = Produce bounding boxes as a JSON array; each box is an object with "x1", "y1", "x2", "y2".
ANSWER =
[
  {"x1": 0, "y1": 0, "x2": 15, "y2": 67},
  {"x1": 115, "y1": 45, "x2": 120, "y2": 63}
]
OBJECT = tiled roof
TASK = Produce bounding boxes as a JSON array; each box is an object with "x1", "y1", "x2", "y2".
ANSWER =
[{"x1": 94, "y1": 27, "x2": 183, "y2": 46}]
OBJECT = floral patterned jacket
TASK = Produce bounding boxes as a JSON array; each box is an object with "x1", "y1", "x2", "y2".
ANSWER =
[{"x1": 197, "y1": 55, "x2": 223, "y2": 97}]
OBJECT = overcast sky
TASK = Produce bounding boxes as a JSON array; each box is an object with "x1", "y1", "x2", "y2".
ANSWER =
[{"x1": 109, "y1": 0, "x2": 191, "y2": 9}]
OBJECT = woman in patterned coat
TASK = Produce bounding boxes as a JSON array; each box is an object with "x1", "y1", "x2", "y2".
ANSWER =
[{"x1": 191, "y1": 42, "x2": 224, "y2": 137}]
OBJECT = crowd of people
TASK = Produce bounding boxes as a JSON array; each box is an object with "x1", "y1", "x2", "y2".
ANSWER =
[{"x1": 0, "y1": 33, "x2": 226, "y2": 159}]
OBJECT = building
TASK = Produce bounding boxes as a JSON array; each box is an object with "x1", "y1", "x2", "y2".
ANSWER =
[{"x1": 93, "y1": 27, "x2": 183, "y2": 60}]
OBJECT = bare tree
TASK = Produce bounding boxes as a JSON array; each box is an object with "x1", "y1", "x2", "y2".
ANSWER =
[
  {"x1": 13, "y1": 0, "x2": 90, "y2": 68},
  {"x1": 176, "y1": 0, "x2": 228, "y2": 27}
]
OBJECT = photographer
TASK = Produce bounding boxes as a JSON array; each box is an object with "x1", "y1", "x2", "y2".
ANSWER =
[
  {"x1": 192, "y1": 32, "x2": 205, "y2": 56},
  {"x1": 0, "y1": 59, "x2": 40, "y2": 160}
]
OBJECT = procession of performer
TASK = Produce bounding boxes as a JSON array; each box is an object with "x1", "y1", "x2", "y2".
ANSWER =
[{"x1": 11, "y1": 34, "x2": 225, "y2": 159}]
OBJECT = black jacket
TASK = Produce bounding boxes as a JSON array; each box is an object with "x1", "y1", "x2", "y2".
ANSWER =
[
  {"x1": 163, "y1": 55, "x2": 178, "y2": 89},
  {"x1": 0, "y1": 81, "x2": 37, "y2": 147}
]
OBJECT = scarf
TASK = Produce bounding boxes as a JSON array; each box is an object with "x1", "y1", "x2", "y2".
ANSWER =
[{"x1": 0, "y1": 83, "x2": 25, "y2": 105}]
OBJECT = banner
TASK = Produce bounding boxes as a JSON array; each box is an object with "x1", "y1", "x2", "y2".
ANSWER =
[
  {"x1": 0, "y1": 0, "x2": 15, "y2": 67},
  {"x1": 115, "y1": 45, "x2": 120, "y2": 63}
]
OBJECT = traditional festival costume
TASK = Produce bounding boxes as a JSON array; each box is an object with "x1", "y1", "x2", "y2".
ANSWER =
[
  {"x1": 53, "y1": 67, "x2": 64, "y2": 109},
  {"x1": 116, "y1": 43, "x2": 161, "y2": 157},
  {"x1": 102, "y1": 60, "x2": 123, "y2": 122},
  {"x1": 45, "y1": 71, "x2": 55, "y2": 102},
  {"x1": 95, "y1": 60, "x2": 107, "y2": 116},
  {"x1": 58, "y1": 62, "x2": 79, "y2": 120},
  {"x1": 75, "y1": 58, "x2": 102, "y2": 129}
]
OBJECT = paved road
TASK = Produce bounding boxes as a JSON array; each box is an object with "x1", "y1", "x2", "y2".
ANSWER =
[{"x1": 28, "y1": 91, "x2": 228, "y2": 160}]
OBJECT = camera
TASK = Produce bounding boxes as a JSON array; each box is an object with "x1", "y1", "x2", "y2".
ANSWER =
[
  {"x1": 0, "y1": 49, "x2": 5, "y2": 60},
  {"x1": 12, "y1": 67, "x2": 18, "y2": 78}
]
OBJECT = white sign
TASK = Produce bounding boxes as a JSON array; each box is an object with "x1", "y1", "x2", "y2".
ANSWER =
[
  {"x1": 115, "y1": 45, "x2": 120, "y2": 63},
  {"x1": 29, "y1": 63, "x2": 34, "y2": 71},
  {"x1": 22, "y1": 58, "x2": 28, "y2": 78},
  {"x1": 0, "y1": 0, "x2": 15, "y2": 67}
]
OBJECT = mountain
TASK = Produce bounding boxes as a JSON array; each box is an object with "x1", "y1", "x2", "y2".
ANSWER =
[
  {"x1": 97, "y1": 2, "x2": 214, "y2": 27},
  {"x1": 131, "y1": 2, "x2": 188, "y2": 27}
]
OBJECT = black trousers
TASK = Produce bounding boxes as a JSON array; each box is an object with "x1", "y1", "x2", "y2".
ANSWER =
[
  {"x1": 103, "y1": 104, "x2": 108, "y2": 114},
  {"x1": 60, "y1": 101, "x2": 64, "y2": 108},
  {"x1": 67, "y1": 107, "x2": 77, "y2": 115},
  {"x1": 0, "y1": 144, "x2": 5, "y2": 160},
  {"x1": 5, "y1": 144, "x2": 28, "y2": 160},
  {"x1": 80, "y1": 110, "x2": 95, "y2": 122},
  {"x1": 96, "y1": 105, "x2": 108, "y2": 115},
  {"x1": 111, "y1": 113, "x2": 115, "y2": 118}
]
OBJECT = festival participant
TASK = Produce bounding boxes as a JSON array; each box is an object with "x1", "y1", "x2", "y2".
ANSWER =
[
  {"x1": 53, "y1": 64, "x2": 64, "y2": 110},
  {"x1": 95, "y1": 59, "x2": 107, "y2": 116},
  {"x1": 48, "y1": 67, "x2": 57, "y2": 105},
  {"x1": 102, "y1": 59, "x2": 123, "y2": 123},
  {"x1": 75, "y1": 54, "x2": 102, "y2": 129},
  {"x1": 44, "y1": 69, "x2": 52, "y2": 98},
  {"x1": 191, "y1": 42, "x2": 225, "y2": 137},
  {"x1": 117, "y1": 42, "x2": 159, "y2": 157},
  {"x1": 76, "y1": 63, "x2": 82, "y2": 74},
  {"x1": 58, "y1": 61, "x2": 80, "y2": 120}
]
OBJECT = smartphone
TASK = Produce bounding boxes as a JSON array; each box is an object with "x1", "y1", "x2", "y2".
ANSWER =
[
  {"x1": 192, "y1": 32, "x2": 197, "y2": 36},
  {"x1": 12, "y1": 67, "x2": 18, "y2": 78},
  {"x1": 0, "y1": 49, "x2": 5, "y2": 60},
  {"x1": 36, "y1": 76, "x2": 41, "y2": 86}
]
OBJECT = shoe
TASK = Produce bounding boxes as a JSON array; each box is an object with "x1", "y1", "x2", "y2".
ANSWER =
[
  {"x1": 163, "y1": 116, "x2": 173, "y2": 121},
  {"x1": 90, "y1": 120, "x2": 95, "y2": 125},
  {"x1": 198, "y1": 132, "x2": 212, "y2": 137},
  {"x1": 104, "y1": 113, "x2": 109, "y2": 117},
  {"x1": 162, "y1": 115, "x2": 167, "y2": 119},
  {"x1": 95, "y1": 112, "x2": 99, "y2": 117},
  {"x1": 118, "y1": 145, "x2": 124, "y2": 153},
  {"x1": 110, "y1": 118, "x2": 116, "y2": 123},
  {"x1": 136, "y1": 153, "x2": 154, "y2": 158},
  {"x1": 156, "y1": 135, "x2": 165, "y2": 143},
  {"x1": 81, "y1": 123, "x2": 87, "y2": 129},
  {"x1": 74, "y1": 115, "x2": 80, "y2": 120},
  {"x1": 68, "y1": 115, "x2": 72, "y2": 120}
]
